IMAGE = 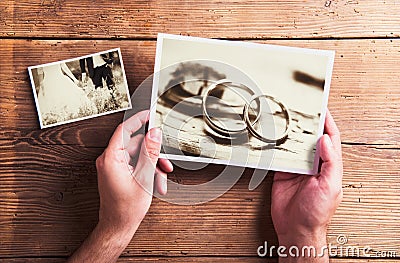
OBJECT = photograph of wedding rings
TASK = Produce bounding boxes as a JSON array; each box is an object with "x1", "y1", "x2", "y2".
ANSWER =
[
  {"x1": 28, "y1": 48, "x2": 132, "y2": 129},
  {"x1": 149, "y1": 34, "x2": 335, "y2": 174}
]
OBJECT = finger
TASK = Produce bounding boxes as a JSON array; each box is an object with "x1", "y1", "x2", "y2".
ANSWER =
[
  {"x1": 134, "y1": 128, "x2": 162, "y2": 192},
  {"x1": 126, "y1": 134, "x2": 145, "y2": 157},
  {"x1": 319, "y1": 134, "x2": 343, "y2": 188},
  {"x1": 324, "y1": 110, "x2": 341, "y2": 153},
  {"x1": 124, "y1": 134, "x2": 145, "y2": 167},
  {"x1": 157, "y1": 158, "x2": 174, "y2": 173},
  {"x1": 155, "y1": 167, "x2": 168, "y2": 195},
  {"x1": 108, "y1": 110, "x2": 150, "y2": 150}
]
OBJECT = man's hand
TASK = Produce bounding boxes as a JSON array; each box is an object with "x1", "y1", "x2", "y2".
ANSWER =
[
  {"x1": 271, "y1": 110, "x2": 343, "y2": 262},
  {"x1": 68, "y1": 110, "x2": 173, "y2": 263}
]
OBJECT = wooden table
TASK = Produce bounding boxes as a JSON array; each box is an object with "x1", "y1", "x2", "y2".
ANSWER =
[{"x1": 1, "y1": 1, "x2": 399, "y2": 262}]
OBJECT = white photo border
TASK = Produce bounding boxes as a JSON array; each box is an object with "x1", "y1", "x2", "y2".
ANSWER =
[{"x1": 149, "y1": 33, "x2": 335, "y2": 175}]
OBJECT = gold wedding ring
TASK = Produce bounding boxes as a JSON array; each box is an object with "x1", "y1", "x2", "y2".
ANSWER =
[
  {"x1": 243, "y1": 94, "x2": 291, "y2": 145},
  {"x1": 202, "y1": 79, "x2": 260, "y2": 137},
  {"x1": 202, "y1": 79, "x2": 291, "y2": 145}
]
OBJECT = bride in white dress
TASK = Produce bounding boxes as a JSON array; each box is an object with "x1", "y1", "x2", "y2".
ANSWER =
[{"x1": 38, "y1": 62, "x2": 98, "y2": 125}]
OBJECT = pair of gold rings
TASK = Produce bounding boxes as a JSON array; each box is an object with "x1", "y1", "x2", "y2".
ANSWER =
[{"x1": 202, "y1": 79, "x2": 292, "y2": 145}]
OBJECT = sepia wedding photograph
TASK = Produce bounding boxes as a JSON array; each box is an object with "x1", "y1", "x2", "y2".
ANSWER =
[
  {"x1": 28, "y1": 48, "x2": 132, "y2": 129},
  {"x1": 149, "y1": 34, "x2": 335, "y2": 175}
]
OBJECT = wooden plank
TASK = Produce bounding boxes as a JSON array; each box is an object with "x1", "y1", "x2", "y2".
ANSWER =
[
  {"x1": 0, "y1": 142, "x2": 399, "y2": 257},
  {"x1": 1, "y1": 37, "x2": 399, "y2": 259},
  {"x1": 1, "y1": 1, "x2": 400, "y2": 39},
  {"x1": 0, "y1": 39, "x2": 399, "y2": 146},
  {"x1": 2, "y1": 2, "x2": 399, "y2": 262},
  {"x1": 1, "y1": 257, "x2": 399, "y2": 263}
]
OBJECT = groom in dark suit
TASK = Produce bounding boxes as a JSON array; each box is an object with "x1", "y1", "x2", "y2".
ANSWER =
[{"x1": 80, "y1": 52, "x2": 115, "y2": 90}]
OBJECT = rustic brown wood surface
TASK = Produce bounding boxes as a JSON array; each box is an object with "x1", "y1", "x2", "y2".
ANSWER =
[
  {"x1": 1, "y1": 258, "x2": 399, "y2": 263},
  {"x1": 1, "y1": 0, "x2": 400, "y2": 262},
  {"x1": 1, "y1": 0, "x2": 400, "y2": 39}
]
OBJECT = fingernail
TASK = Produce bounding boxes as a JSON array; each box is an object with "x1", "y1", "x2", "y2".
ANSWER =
[
  {"x1": 149, "y1": 128, "x2": 162, "y2": 142},
  {"x1": 324, "y1": 134, "x2": 333, "y2": 148},
  {"x1": 162, "y1": 178, "x2": 168, "y2": 194}
]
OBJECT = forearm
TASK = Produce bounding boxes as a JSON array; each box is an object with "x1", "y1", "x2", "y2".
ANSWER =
[
  {"x1": 67, "y1": 222, "x2": 137, "y2": 263},
  {"x1": 278, "y1": 231, "x2": 329, "y2": 263}
]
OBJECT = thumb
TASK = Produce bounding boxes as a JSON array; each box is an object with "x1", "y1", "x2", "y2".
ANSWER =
[
  {"x1": 134, "y1": 128, "x2": 162, "y2": 192},
  {"x1": 319, "y1": 134, "x2": 335, "y2": 163},
  {"x1": 319, "y1": 134, "x2": 343, "y2": 188}
]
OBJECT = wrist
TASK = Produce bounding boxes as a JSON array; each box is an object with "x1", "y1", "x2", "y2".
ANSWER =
[
  {"x1": 278, "y1": 229, "x2": 327, "y2": 245},
  {"x1": 277, "y1": 229, "x2": 328, "y2": 262},
  {"x1": 68, "y1": 220, "x2": 135, "y2": 263},
  {"x1": 95, "y1": 219, "x2": 137, "y2": 248}
]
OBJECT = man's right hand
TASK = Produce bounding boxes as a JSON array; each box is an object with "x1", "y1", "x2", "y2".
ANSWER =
[{"x1": 271, "y1": 110, "x2": 343, "y2": 262}]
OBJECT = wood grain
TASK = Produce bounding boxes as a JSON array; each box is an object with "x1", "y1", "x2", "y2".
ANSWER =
[
  {"x1": 157, "y1": 103, "x2": 320, "y2": 171},
  {"x1": 1, "y1": 12, "x2": 400, "y2": 261},
  {"x1": 1, "y1": 1, "x2": 400, "y2": 39},
  {"x1": 0, "y1": 142, "x2": 399, "y2": 257},
  {"x1": 0, "y1": 39, "x2": 400, "y2": 146},
  {"x1": 2, "y1": 257, "x2": 398, "y2": 263}
]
